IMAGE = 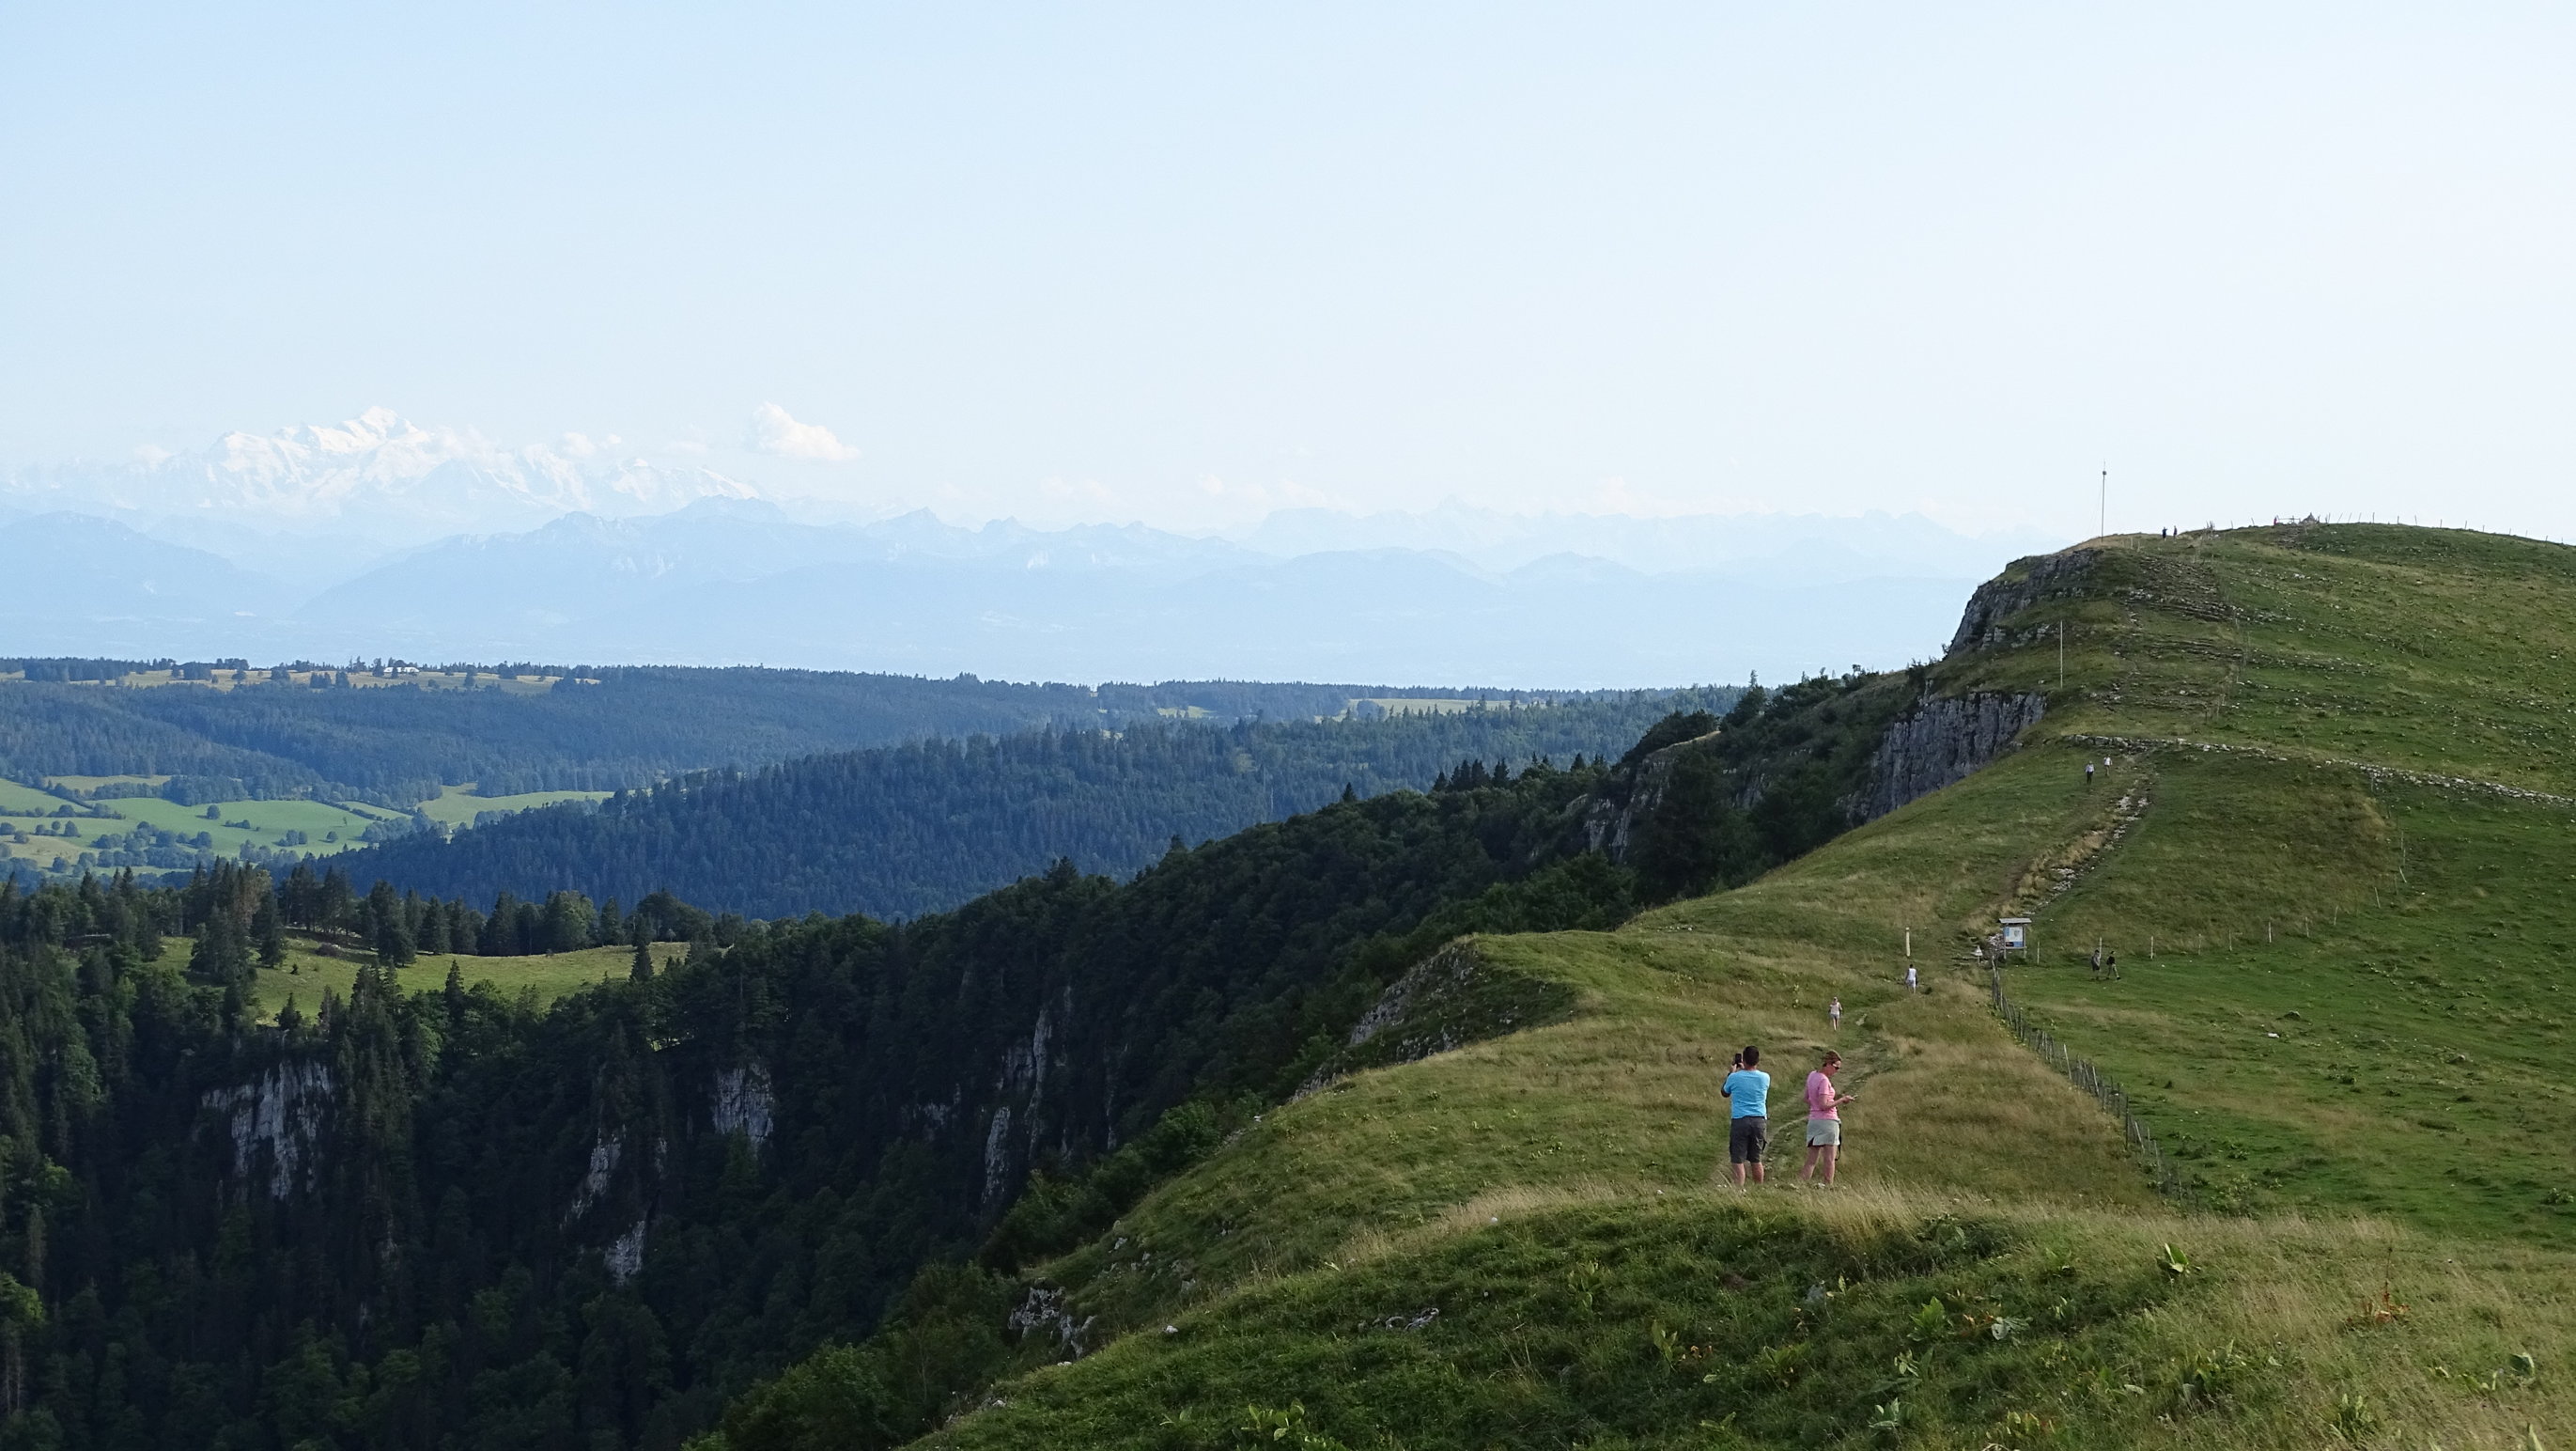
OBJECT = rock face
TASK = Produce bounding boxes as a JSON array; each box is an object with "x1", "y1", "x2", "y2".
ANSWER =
[
  {"x1": 1580, "y1": 730, "x2": 1719, "y2": 864},
  {"x1": 1859, "y1": 692, "x2": 2047, "y2": 820},
  {"x1": 711, "y1": 1065, "x2": 775, "y2": 1149},
  {"x1": 201, "y1": 1062, "x2": 334, "y2": 1200},
  {"x1": 1948, "y1": 548, "x2": 2102, "y2": 654},
  {"x1": 1857, "y1": 547, "x2": 2083, "y2": 819}
]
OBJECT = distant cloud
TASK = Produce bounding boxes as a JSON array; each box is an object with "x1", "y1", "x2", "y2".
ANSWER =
[{"x1": 747, "y1": 403, "x2": 858, "y2": 462}]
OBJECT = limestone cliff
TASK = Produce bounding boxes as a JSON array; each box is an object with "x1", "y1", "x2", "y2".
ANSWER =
[
  {"x1": 1857, "y1": 691, "x2": 2047, "y2": 820},
  {"x1": 1579, "y1": 729, "x2": 1721, "y2": 864},
  {"x1": 1948, "y1": 547, "x2": 2103, "y2": 654}
]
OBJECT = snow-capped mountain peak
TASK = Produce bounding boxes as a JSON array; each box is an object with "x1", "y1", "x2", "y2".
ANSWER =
[{"x1": 8, "y1": 409, "x2": 759, "y2": 540}]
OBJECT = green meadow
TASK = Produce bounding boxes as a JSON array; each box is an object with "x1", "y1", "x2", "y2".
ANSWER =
[
  {"x1": 413, "y1": 782, "x2": 609, "y2": 828},
  {"x1": 0, "y1": 775, "x2": 608, "y2": 877},
  {"x1": 892, "y1": 527, "x2": 2576, "y2": 1451},
  {"x1": 251, "y1": 937, "x2": 692, "y2": 1022}
]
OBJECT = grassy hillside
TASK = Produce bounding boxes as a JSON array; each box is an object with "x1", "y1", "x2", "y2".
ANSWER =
[{"x1": 855, "y1": 526, "x2": 2574, "y2": 1450}]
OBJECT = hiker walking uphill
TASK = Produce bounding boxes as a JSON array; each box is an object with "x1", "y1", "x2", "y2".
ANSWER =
[{"x1": 1722, "y1": 1047, "x2": 1771, "y2": 1186}]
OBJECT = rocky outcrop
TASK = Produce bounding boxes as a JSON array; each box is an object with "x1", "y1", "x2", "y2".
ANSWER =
[
  {"x1": 982, "y1": 1108, "x2": 1016, "y2": 1205},
  {"x1": 712, "y1": 1065, "x2": 775, "y2": 1149},
  {"x1": 1859, "y1": 692, "x2": 2047, "y2": 820},
  {"x1": 201, "y1": 1062, "x2": 334, "y2": 1200},
  {"x1": 1947, "y1": 548, "x2": 2102, "y2": 655},
  {"x1": 1298, "y1": 941, "x2": 1577, "y2": 1095},
  {"x1": 605, "y1": 1217, "x2": 648, "y2": 1284},
  {"x1": 1007, "y1": 1284, "x2": 1098, "y2": 1360},
  {"x1": 1579, "y1": 730, "x2": 1719, "y2": 864},
  {"x1": 570, "y1": 1134, "x2": 622, "y2": 1220},
  {"x1": 1843, "y1": 544, "x2": 2078, "y2": 819}
]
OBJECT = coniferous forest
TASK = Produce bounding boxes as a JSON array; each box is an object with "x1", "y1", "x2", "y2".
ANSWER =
[
  {"x1": 338, "y1": 693, "x2": 1733, "y2": 919},
  {"x1": 0, "y1": 663, "x2": 1652, "y2": 805}
]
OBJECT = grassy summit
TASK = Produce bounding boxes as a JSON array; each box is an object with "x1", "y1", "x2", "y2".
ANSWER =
[{"x1": 883, "y1": 525, "x2": 2574, "y2": 1449}]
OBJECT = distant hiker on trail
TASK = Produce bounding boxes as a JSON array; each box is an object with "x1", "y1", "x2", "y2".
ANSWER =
[
  {"x1": 2105, "y1": 950, "x2": 2119, "y2": 980},
  {"x1": 1904, "y1": 964, "x2": 1918, "y2": 993},
  {"x1": 2086, "y1": 761, "x2": 2096, "y2": 788},
  {"x1": 1801, "y1": 1052, "x2": 1854, "y2": 1186},
  {"x1": 1827, "y1": 998, "x2": 1842, "y2": 1029},
  {"x1": 1722, "y1": 1046, "x2": 1771, "y2": 1186},
  {"x1": 2088, "y1": 945, "x2": 2103, "y2": 977}
]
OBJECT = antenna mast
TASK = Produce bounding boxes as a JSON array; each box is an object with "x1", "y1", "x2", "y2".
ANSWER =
[{"x1": 2099, "y1": 465, "x2": 2107, "y2": 538}]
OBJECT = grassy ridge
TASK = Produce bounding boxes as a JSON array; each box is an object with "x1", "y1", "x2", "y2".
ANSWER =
[{"x1": 891, "y1": 526, "x2": 2576, "y2": 1449}]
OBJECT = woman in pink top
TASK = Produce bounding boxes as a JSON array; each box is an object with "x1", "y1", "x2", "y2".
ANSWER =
[{"x1": 1799, "y1": 1051, "x2": 1854, "y2": 1185}]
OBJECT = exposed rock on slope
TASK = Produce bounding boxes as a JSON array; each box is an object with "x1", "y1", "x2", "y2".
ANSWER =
[
  {"x1": 1860, "y1": 692, "x2": 2047, "y2": 820},
  {"x1": 1580, "y1": 729, "x2": 1720, "y2": 862},
  {"x1": 1301, "y1": 940, "x2": 1578, "y2": 1092},
  {"x1": 1948, "y1": 546, "x2": 2102, "y2": 653}
]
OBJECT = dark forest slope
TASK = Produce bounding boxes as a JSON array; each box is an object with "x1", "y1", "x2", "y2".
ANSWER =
[
  {"x1": 0, "y1": 664, "x2": 1633, "y2": 804},
  {"x1": 338, "y1": 696, "x2": 1730, "y2": 918},
  {"x1": 0, "y1": 759, "x2": 1643, "y2": 1451}
]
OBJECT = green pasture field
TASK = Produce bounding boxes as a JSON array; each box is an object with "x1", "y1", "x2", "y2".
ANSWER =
[
  {"x1": 95, "y1": 794, "x2": 384, "y2": 855},
  {"x1": 250, "y1": 939, "x2": 691, "y2": 1023},
  {"x1": 911, "y1": 527, "x2": 2576, "y2": 1451},
  {"x1": 0, "y1": 776, "x2": 604, "y2": 879},
  {"x1": 415, "y1": 782, "x2": 609, "y2": 827},
  {"x1": 1343, "y1": 696, "x2": 1503, "y2": 717},
  {"x1": 0, "y1": 778, "x2": 77, "y2": 813},
  {"x1": 2010, "y1": 755, "x2": 2576, "y2": 1245},
  {"x1": 42, "y1": 774, "x2": 166, "y2": 794}
]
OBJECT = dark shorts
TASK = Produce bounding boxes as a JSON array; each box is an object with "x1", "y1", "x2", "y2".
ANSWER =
[{"x1": 1729, "y1": 1116, "x2": 1769, "y2": 1164}]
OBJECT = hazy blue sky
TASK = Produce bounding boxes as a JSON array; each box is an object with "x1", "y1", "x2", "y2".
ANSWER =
[{"x1": 4, "y1": 3, "x2": 2569, "y2": 536}]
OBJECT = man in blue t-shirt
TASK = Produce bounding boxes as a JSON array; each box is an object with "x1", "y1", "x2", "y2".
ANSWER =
[{"x1": 1721, "y1": 1045, "x2": 1771, "y2": 1186}]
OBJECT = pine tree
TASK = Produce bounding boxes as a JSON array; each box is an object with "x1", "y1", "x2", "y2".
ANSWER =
[
  {"x1": 629, "y1": 923, "x2": 654, "y2": 983},
  {"x1": 189, "y1": 912, "x2": 250, "y2": 986},
  {"x1": 253, "y1": 890, "x2": 286, "y2": 969},
  {"x1": 318, "y1": 867, "x2": 355, "y2": 935},
  {"x1": 366, "y1": 880, "x2": 416, "y2": 968}
]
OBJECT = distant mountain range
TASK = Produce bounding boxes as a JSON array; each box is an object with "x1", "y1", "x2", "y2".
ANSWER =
[
  {"x1": 5, "y1": 407, "x2": 751, "y2": 541},
  {"x1": 0, "y1": 411, "x2": 2058, "y2": 685}
]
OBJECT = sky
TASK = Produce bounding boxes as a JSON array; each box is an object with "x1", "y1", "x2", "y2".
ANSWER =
[{"x1": 3, "y1": 2, "x2": 2571, "y2": 538}]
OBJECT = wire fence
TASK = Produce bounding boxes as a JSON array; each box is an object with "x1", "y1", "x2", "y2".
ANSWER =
[{"x1": 1988, "y1": 965, "x2": 2185, "y2": 1199}]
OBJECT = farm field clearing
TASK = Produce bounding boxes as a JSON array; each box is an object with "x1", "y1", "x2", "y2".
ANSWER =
[
  {"x1": 251, "y1": 938, "x2": 692, "y2": 1022},
  {"x1": 414, "y1": 782, "x2": 610, "y2": 827}
]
